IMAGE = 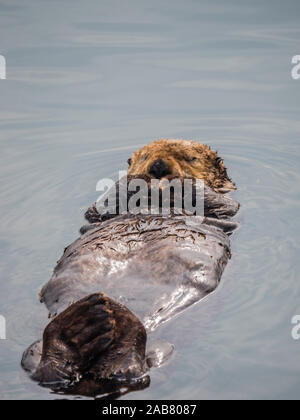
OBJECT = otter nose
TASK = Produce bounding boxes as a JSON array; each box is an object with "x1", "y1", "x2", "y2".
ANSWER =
[{"x1": 149, "y1": 159, "x2": 170, "y2": 179}]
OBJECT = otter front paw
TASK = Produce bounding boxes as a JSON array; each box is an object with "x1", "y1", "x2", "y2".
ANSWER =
[{"x1": 33, "y1": 293, "x2": 115, "y2": 384}]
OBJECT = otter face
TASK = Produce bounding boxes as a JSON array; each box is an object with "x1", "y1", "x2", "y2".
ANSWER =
[{"x1": 127, "y1": 139, "x2": 235, "y2": 192}]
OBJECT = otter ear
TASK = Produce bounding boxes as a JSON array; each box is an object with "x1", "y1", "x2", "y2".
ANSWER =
[{"x1": 127, "y1": 158, "x2": 132, "y2": 166}]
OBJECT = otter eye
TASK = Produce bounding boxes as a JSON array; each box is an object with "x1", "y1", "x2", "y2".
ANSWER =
[{"x1": 127, "y1": 158, "x2": 132, "y2": 166}]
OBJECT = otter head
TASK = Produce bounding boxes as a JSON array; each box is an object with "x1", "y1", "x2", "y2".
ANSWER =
[{"x1": 127, "y1": 139, "x2": 235, "y2": 193}]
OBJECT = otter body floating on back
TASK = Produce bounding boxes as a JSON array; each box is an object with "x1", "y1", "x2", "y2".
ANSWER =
[{"x1": 22, "y1": 139, "x2": 240, "y2": 398}]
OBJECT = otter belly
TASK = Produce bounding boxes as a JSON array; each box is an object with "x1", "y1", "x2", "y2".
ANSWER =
[{"x1": 40, "y1": 215, "x2": 232, "y2": 326}]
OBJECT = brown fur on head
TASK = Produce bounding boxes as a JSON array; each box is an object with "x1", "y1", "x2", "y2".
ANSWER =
[{"x1": 127, "y1": 139, "x2": 235, "y2": 193}]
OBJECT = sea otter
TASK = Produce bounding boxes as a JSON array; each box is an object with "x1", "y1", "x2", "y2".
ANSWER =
[{"x1": 22, "y1": 139, "x2": 240, "y2": 398}]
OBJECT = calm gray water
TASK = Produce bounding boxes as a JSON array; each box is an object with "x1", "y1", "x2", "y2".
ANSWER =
[{"x1": 0, "y1": 0, "x2": 300, "y2": 400}]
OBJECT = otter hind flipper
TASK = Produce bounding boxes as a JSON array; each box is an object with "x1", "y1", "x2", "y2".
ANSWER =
[
  {"x1": 30, "y1": 293, "x2": 117, "y2": 384},
  {"x1": 49, "y1": 293, "x2": 116, "y2": 365},
  {"x1": 25, "y1": 293, "x2": 147, "y2": 391}
]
